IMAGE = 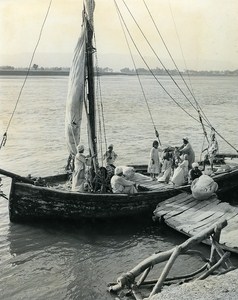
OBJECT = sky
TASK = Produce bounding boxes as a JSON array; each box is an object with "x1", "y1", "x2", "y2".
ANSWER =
[{"x1": 0, "y1": 0, "x2": 238, "y2": 71}]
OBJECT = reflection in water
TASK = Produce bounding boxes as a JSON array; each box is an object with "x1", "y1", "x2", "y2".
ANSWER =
[{"x1": 4, "y1": 218, "x2": 214, "y2": 300}]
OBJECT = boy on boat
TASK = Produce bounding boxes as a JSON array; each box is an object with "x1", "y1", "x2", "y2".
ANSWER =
[
  {"x1": 103, "y1": 144, "x2": 118, "y2": 167},
  {"x1": 147, "y1": 140, "x2": 163, "y2": 180}
]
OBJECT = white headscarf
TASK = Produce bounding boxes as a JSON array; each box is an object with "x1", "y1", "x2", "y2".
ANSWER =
[
  {"x1": 115, "y1": 166, "x2": 123, "y2": 175},
  {"x1": 77, "y1": 144, "x2": 84, "y2": 153},
  {"x1": 192, "y1": 162, "x2": 199, "y2": 168}
]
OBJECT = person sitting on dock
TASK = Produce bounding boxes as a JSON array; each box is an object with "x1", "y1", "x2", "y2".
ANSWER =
[
  {"x1": 111, "y1": 167, "x2": 137, "y2": 194},
  {"x1": 188, "y1": 162, "x2": 202, "y2": 184},
  {"x1": 179, "y1": 137, "x2": 195, "y2": 169},
  {"x1": 71, "y1": 144, "x2": 92, "y2": 192},
  {"x1": 103, "y1": 144, "x2": 118, "y2": 168},
  {"x1": 191, "y1": 174, "x2": 218, "y2": 200}
]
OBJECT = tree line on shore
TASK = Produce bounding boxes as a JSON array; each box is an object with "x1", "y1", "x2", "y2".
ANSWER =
[{"x1": 0, "y1": 65, "x2": 238, "y2": 76}]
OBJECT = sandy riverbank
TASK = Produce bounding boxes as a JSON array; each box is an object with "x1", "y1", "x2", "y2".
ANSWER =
[{"x1": 149, "y1": 268, "x2": 238, "y2": 300}]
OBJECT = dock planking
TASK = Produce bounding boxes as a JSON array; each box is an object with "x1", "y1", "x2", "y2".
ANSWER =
[{"x1": 154, "y1": 192, "x2": 238, "y2": 254}]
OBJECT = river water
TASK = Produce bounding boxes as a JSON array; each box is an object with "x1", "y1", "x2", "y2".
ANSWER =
[{"x1": 0, "y1": 75, "x2": 237, "y2": 299}]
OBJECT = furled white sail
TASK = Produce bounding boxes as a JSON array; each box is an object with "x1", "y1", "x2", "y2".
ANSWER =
[{"x1": 65, "y1": 0, "x2": 95, "y2": 155}]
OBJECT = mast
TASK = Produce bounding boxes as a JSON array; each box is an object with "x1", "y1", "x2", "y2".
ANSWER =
[
  {"x1": 86, "y1": 18, "x2": 97, "y2": 157},
  {"x1": 85, "y1": 0, "x2": 98, "y2": 173}
]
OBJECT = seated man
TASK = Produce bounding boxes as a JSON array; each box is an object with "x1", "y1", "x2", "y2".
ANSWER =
[
  {"x1": 111, "y1": 167, "x2": 137, "y2": 194},
  {"x1": 188, "y1": 162, "x2": 203, "y2": 183},
  {"x1": 191, "y1": 174, "x2": 218, "y2": 200}
]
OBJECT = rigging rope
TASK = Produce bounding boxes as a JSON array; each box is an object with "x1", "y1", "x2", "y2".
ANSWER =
[
  {"x1": 114, "y1": 0, "x2": 161, "y2": 144},
  {"x1": 122, "y1": 0, "x2": 201, "y2": 115},
  {"x1": 0, "y1": 0, "x2": 53, "y2": 150},
  {"x1": 167, "y1": 0, "x2": 212, "y2": 131},
  {"x1": 118, "y1": 0, "x2": 237, "y2": 153},
  {"x1": 115, "y1": 0, "x2": 200, "y2": 125},
  {"x1": 93, "y1": 32, "x2": 108, "y2": 164},
  {"x1": 167, "y1": 0, "x2": 237, "y2": 152}
]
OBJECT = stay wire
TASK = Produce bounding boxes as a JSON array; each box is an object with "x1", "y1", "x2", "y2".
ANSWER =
[
  {"x1": 168, "y1": 0, "x2": 236, "y2": 152},
  {"x1": 114, "y1": 0, "x2": 161, "y2": 144},
  {"x1": 0, "y1": 0, "x2": 53, "y2": 150},
  {"x1": 122, "y1": 0, "x2": 201, "y2": 117},
  {"x1": 167, "y1": 0, "x2": 212, "y2": 127},
  {"x1": 94, "y1": 33, "x2": 108, "y2": 160},
  {"x1": 116, "y1": 1, "x2": 200, "y2": 125},
  {"x1": 122, "y1": 0, "x2": 237, "y2": 152}
]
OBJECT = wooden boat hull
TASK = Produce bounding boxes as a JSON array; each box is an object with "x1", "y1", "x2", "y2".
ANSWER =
[
  {"x1": 8, "y1": 178, "x2": 188, "y2": 222},
  {"x1": 6, "y1": 166, "x2": 238, "y2": 223}
]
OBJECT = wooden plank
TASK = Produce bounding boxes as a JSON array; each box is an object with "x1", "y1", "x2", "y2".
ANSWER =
[
  {"x1": 154, "y1": 195, "x2": 195, "y2": 218},
  {"x1": 179, "y1": 200, "x2": 221, "y2": 224},
  {"x1": 154, "y1": 190, "x2": 238, "y2": 253},
  {"x1": 164, "y1": 197, "x2": 220, "y2": 228},
  {"x1": 165, "y1": 198, "x2": 220, "y2": 221},
  {"x1": 186, "y1": 211, "x2": 227, "y2": 234},
  {"x1": 155, "y1": 193, "x2": 191, "y2": 210},
  {"x1": 157, "y1": 197, "x2": 194, "y2": 214},
  {"x1": 187, "y1": 203, "x2": 238, "y2": 234},
  {"x1": 183, "y1": 201, "x2": 229, "y2": 227},
  {"x1": 164, "y1": 200, "x2": 202, "y2": 220}
]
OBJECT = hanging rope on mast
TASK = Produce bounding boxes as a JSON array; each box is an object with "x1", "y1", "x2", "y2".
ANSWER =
[
  {"x1": 93, "y1": 32, "x2": 108, "y2": 165},
  {"x1": 0, "y1": 0, "x2": 53, "y2": 151}
]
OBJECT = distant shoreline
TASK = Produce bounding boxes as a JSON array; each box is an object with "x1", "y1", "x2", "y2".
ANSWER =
[
  {"x1": 0, "y1": 69, "x2": 237, "y2": 77},
  {"x1": 0, "y1": 70, "x2": 128, "y2": 76}
]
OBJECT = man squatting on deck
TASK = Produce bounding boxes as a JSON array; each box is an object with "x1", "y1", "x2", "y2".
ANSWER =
[{"x1": 110, "y1": 167, "x2": 138, "y2": 194}]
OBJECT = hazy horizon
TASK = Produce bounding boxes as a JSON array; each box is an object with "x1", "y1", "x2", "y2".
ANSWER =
[
  {"x1": 1, "y1": 52, "x2": 237, "y2": 72},
  {"x1": 1, "y1": 0, "x2": 238, "y2": 72}
]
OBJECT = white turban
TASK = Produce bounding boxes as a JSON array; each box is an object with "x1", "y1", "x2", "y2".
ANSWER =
[
  {"x1": 192, "y1": 162, "x2": 199, "y2": 168},
  {"x1": 123, "y1": 167, "x2": 135, "y2": 179},
  {"x1": 183, "y1": 137, "x2": 189, "y2": 142},
  {"x1": 77, "y1": 144, "x2": 84, "y2": 153},
  {"x1": 115, "y1": 166, "x2": 123, "y2": 175}
]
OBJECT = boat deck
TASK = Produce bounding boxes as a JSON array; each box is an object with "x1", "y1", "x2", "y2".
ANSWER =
[{"x1": 153, "y1": 192, "x2": 238, "y2": 254}]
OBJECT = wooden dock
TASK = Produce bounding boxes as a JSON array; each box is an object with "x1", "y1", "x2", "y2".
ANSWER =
[{"x1": 153, "y1": 192, "x2": 238, "y2": 254}]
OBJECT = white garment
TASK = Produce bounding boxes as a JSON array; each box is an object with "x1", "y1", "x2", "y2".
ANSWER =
[
  {"x1": 111, "y1": 175, "x2": 137, "y2": 194},
  {"x1": 158, "y1": 159, "x2": 172, "y2": 183},
  {"x1": 72, "y1": 153, "x2": 91, "y2": 192},
  {"x1": 171, "y1": 160, "x2": 188, "y2": 186},
  {"x1": 147, "y1": 147, "x2": 162, "y2": 174},
  {"x1": 191, "y1": 175, "x2": 218, "y2": 200}
]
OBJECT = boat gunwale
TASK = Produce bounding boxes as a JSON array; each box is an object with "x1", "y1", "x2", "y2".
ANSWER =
[{"x1": 13, "y1": 180, "x2": 190, "y2": 197}]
